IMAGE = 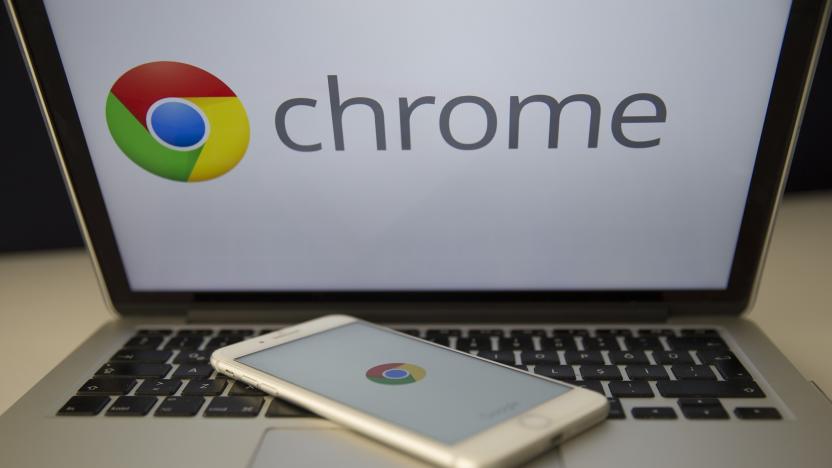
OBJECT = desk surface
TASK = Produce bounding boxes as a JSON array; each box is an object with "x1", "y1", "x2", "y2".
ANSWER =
[{"x1": 1, "y1": 192, "x2": 831, "y2": 415}]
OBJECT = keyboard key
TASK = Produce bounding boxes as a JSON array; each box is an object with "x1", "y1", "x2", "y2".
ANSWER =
[
  {"x1": 520, "y1": 351, "x2": 558, "y2": 365},
  {"x1": 632, "y1": 407, "x2": 677, "y2": 419},
  {"x1": 510, "y1": 329, "x2": 547, "y2": 337},
  {"x1": 456, "y1": 337, "x2": 491, "y2": 352},
  {"x1": 136, "y1": 329, "x2": 172, "y2": 335},
  {"x1": 595, "y1": 329, "x2": 632, "y2": 336},
  {"x1": 695, "y1": 350, "x2": 738, "y2": 364},
  {"x1": 608, "y1": 351, "x2": 649, "y2": 365},
  {"x1": 259, "y1": 329, "x2": 277, "y2": 335},
  {"x1": 533, "y1": 365, "x2": 576, "y2": 381},
  {"x1": 96, "y1": 363, "x2": 171, "y2": 378},
  {"x1": 666, "y1": 336, "x2": 727, "y2": 351},
  {"x1": 681, "y1": 406, "x2": 729, "y2": 420},
  {"x1": 176, "y1": 329, "x2": 213, "y2": 336},
  {"x1": 173, "y1": 364, "x2": 214, "y2": 379},
  {"x1": 467, "y1": 329, "x2": 503, "y2": 338},
  {"x1": 607, "y1": 399, "x2": 625, "y2": 419},
  {"x1": 671, "y1": 365, "x2": 716, "y2": 380},
  {"x1": 656, "y1": 380, "x2": 765, "y2": 398},
  {"x1": 229, "y1": 381, "x2": 266, "y2": 396},
  {"x1": 58, "y1": 396, "x2": 110, "y2": 416},
  {"x1": 174, "y1": 350, "x2": 211, "y2": 364},
  {"x1": 677, "y1": 398, "x2": 721, "y2": 407},
  {"x1": 135, "y1": 379, "x2": 181, "y2": 396},
  {"x1": 697, "y1": 351, "x2": 752, "y2": 380},
  {"x1": 218, "y1": 329, "x2": 254, "y2": 336},
  {"x1": 205, "y1": 336, "x2": 244, "y2": 350},
  {"x1": 564, "y1": 351, "x2": 604, "y2": 365},
  {"x1": 552, "y1": 329, "x2": 589, "y2": 336},
  {"x1": 734, "y1": 407, "x2": 782, "y2": 420},
  {"x1": 622, "y1": 337, "x2": 661, "y2": 351},
  {"x1": 609, "y1": 381, "x2": 654, "y2": 398},
  {"x1": 425, "y1": 336, "x2": 451, "y2": 347},
  {"x1": 110, "y1": 349, "x2": 172, "y2": 363},
  {"x1": 123, "y1": 336, "x2": 163, "y2": 350},
  {"x1": 625, "y1": 365, "x2": 669, "y2": 381},
  {"x1": 78, "y1": 378, "x2": 136, "y2": 395},
  {"x1": 582, "y1": 336, "x2": 621, "y2": 350},
  {"x1": 182, "y1": 379, "x2": 227, "y2": 396},
  {"x1": 541, "y1": 337, "x2": 578, "y2": 351},
  {"x1": 576, "y1": 381, "x2": 605, "y2": 394},
  {"x1": 425, "y1": 329, "x2": 461, "y2": 338},
  {"x1": 266, "y1": 398, "x2": 318, "y2": 417},
  {"x1": 652, "y1": 350, "x2": 694, "y2": 365},
  {"x1": 204, "y1": 396, "x2": 263, "y2": 417},
  {"x1": 637, "y1": 329, "x2": 675, "y2": 336},
  {"x1": 579, "y1": 365, "x2": 623, "y2": 381},
  {"x1": 476, "y1": 351, "x2": 516, "y2": 365},
  {"x1": 714, "y1": 361, "x2": 752, "y2": 381},
  {"x1": 164, "y1": 336, "x2": 205, "y2": 350},
  {"x1": 106, "y1": 396, "x2": 157, "y2": 416},
  {"x1": 496, "y1": 337, "x2": 533, "y2": 350},
  {"x1": 155, "y1": 396, "x2": 205, "y2": 417}
]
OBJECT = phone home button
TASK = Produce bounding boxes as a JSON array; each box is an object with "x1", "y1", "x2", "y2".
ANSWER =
[{"x1": 518, "y1": 414, "x2": 551, "y2": 429}]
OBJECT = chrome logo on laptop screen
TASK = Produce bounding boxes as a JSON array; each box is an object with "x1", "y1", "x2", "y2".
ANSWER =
[{"x1": 105, "y1": 61, "x2": 249, "y2": 182}]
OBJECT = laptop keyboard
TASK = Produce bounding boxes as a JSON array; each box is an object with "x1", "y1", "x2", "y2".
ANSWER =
[{"x1": 57, "y1": 326, "x2": 782, "y2": 421}]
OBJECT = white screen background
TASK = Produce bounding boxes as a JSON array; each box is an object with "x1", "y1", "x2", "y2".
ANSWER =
[{"x1": 43, "y1": 0, "x2": 791, "y2": 291}]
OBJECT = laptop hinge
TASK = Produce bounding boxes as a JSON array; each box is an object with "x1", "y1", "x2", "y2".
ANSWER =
[{"x1": 185, "y1": 303, "x2": 671, "y2": 324}]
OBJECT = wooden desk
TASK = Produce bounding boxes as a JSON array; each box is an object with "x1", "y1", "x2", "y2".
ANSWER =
[{"x1": 1, "y1": 192, "x2": 831, "y2": 414}]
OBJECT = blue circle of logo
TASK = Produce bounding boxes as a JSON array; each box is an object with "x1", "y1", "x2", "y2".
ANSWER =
[
  {"x1": 147, "y1": 98, "x2": 209, "y2": 151},
  {"x1": 382, "y1": 369, "x2": 410, "y2": 379}
]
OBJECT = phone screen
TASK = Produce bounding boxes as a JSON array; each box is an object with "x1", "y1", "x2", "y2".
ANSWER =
[{"x1": 237, "y1": 322, "x2": 571, "y2": 444}]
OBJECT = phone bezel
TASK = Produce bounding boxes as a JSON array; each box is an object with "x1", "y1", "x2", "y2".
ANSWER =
[{"x1": 210, "y1": 314, "x2": 609, "y2": 467}]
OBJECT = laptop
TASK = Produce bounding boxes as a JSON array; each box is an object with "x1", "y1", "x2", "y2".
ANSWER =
[{"x1": 3, "y1": 0, "x2": 831, "y2": 466}]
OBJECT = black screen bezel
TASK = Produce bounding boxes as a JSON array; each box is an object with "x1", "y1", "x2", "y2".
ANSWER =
[{"x1": 7, "y1": 0, "x2": 829, "y2": 318}]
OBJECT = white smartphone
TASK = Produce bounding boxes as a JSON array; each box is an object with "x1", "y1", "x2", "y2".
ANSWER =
[{"x1": 210, "y1": 315, "x2": 608, "y2": 468}]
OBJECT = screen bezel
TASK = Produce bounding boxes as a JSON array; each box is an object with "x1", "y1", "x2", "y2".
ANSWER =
[{"x1": 7, "y1": 0, "x2": 830, "y2": 318}]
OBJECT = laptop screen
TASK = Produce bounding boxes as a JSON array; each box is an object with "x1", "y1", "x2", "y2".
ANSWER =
[{"x1": 42, "y1": 0, "x2": 792, "y2": 292}]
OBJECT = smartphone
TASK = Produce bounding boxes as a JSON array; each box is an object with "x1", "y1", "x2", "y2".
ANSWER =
[{"x1": 210, "y1": 315, "x2": 608, "y2": 468}]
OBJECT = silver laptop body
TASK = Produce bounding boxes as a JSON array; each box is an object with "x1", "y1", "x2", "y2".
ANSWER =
[{"x1": 2, "y1": 1, "x2": 831, "y2": 467}]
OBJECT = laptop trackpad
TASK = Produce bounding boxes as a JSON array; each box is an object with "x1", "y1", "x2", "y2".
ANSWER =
[{"x1": 249, "y1": 428, "x2": 429, "y2": 468}]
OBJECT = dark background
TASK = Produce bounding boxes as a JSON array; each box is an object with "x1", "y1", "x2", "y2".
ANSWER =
[{"x1": 1, "y1": 7, "x2": 829, "y2": 253}]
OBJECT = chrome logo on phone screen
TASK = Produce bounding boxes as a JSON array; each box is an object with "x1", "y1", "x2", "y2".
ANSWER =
[
  {"x1": 105, "y1": 61, "x2": 249, "y2": 182},
  {"x1": 366, "y1": 363, "x2": 426, "y2": 385}
]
